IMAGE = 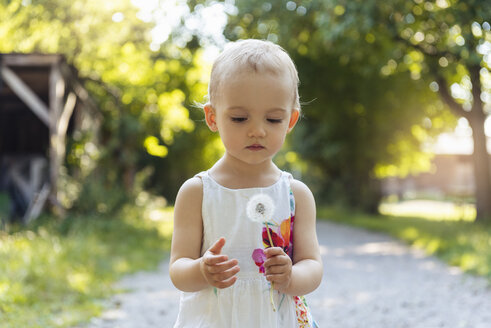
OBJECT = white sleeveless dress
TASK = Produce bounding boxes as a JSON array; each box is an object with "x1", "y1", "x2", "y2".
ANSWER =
[{"x1": 173, "y1": 171, "x2": 317, "y2": 328}]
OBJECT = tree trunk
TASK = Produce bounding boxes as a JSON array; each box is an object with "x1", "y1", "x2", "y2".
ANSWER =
[
  {"x1": 365, "y1": 176, "x2": 382, "y2": 214},
  {"x1": 468, "y1": 114, "x2": 491, "y2": 222},
  {"x1": 468, "y1": 67, "x2": 491, "y2": 223},
  {"x1": 436, "y1": 65, "x2": 491, "y2": 223}
]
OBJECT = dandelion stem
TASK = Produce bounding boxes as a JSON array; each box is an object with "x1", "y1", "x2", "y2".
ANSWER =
[{"x1": 265, "y1": 224, "x2": 277, "y2": 312}]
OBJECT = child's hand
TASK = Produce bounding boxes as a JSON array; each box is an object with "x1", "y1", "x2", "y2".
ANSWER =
[
  {"x1": 200, "y1": 237, "x2": 240, "y2": 289},
  {"x1": 264, "y1": 247, "x2": 292, "y2": 292}
]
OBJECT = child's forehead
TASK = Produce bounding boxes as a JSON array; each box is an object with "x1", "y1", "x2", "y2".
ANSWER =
[
  {"x1": 214, "y1": 71, "x2": 294, "y2": 112},
  {"x1": 209, "y1": 57, "x2": 299, "y2": 111},
  {"x1": 221, "y1": 67, "x2": 291, "y2": 86}
]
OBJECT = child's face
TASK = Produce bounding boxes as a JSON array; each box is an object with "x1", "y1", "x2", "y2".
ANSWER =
[{"x1": 205, "y1": 71, "x2": 299, "y2": 166}]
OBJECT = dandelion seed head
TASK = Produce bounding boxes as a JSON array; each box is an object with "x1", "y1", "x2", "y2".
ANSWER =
[{"x1": 246, "y1": 194, "x2": 275, "y2": 223}]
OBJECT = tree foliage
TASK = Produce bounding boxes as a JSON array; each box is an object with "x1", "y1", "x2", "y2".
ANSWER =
[
  {"x1": 307, "y1": 0, "x2": 491, "y2": 219},
  {"x1": 0, "y1": 0, "x2": 219, "y2": 210},
  {"x1": 186, "y1": 0, "x2": 491, "y2": 218},
  {"x1": 2, "y1": 0, "x2": 489, "y2": 219},
  {"x1": 188, "y1": 0, "x2": 456, "y2": 211}
]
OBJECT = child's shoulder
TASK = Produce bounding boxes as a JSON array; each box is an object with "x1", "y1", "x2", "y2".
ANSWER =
[
  {"x1": 289, "y1": 177, "x2": 315, "y2": 204},
  {"x1": 176, "y1": 176, "x2": 203, "y2": 200}
]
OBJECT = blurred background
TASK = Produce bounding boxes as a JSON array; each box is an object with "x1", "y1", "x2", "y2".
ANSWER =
[{"x1": 0, "y1": 0, "x2": 490, "y2": 327}]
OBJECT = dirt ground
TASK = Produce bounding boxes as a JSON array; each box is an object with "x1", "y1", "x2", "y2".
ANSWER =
[{"x1": 83, "y1": 221, "x2": 491, "y2": 328}]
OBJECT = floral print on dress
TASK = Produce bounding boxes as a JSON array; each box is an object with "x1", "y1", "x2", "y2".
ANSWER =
[
  {"x1": 294, "y1": 296, "x2": 319, "y2": 328},
  {"x1": 252, "y1": 216, "x2": 294, "y2": 274},
  {"x1": 250, "y1": 188, "x2": 319, "y2": 327},
  {"x1": 262, "y1": 216, "x2": 294, "y2": 256},
  {"x1": 251, "y1": 248, "x2": 266, "y2": 274}
]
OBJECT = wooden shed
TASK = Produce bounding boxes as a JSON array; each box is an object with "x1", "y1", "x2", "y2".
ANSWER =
[{"x1": 0, "y1": 53, "x2": 98, "y2": 223}]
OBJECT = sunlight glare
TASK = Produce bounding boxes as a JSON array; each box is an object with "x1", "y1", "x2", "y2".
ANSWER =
[
  {"x1": 131, "y1": 0, "x2": 229, "y2": 55},
  {"x1": 112, "y1": 12, "x2": 124, "y2": 23},
  {"x1": 380, "y1": 200, "x2": 476, "y2": 221},
  {"x1": 455, "y1": 117, "x2": 472, "y2": 137},
  {"x1": 432, "y1": 118, "x2": 474, "y2": 155},
  {"x1": 485, "y1": 116, "x2": 491, "y2": 137}
]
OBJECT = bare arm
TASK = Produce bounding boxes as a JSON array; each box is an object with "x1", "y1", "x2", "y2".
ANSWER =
[
  {"x1": 169, "y1": 177, "x2": 240, "y2": 292},
  {"x1": 264, "y1": 179, "x2": 323, "y2": 296},
  {"x1": 169, "y1": 177, "x2": 208, "y2": 292}
]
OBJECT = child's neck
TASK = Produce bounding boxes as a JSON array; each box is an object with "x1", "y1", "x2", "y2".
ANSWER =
[{"x1": 209, "y1": 154, "x2": 281, "y2": 189}]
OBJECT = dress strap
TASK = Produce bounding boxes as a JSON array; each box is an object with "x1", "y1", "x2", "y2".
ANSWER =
[
  {"x1": 194, "y1": 171, "x2": 206, "y2": 178},
  {"x1": 279, "y1": 171, "x2": 295, "y2": 218},
  {"x1": 281, "y1": 171, "x2": 294, "y2": 181},
  {"x1": 194, "y1": 170, "x2": 211, "y2": 182},
  {"x1": 193, "y1": 171, "x2": 210, "y2": 193}
]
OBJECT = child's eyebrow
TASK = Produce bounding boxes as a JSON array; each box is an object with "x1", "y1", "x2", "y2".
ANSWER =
[
  {"x1": 226, "y1": 106, "x2": 287, "y2": 113},
  {"x1": 226, "y1": 106, "x2": 247, "y2": 111},
  {"x1": 267, "y1": 108, "x2": 287, "y2": 113}
]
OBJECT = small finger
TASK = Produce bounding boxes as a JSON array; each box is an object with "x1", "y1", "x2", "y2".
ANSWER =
[
  {"x1": 207, "y1": 259, "x2": 238, "y2": 274},
  {"x1": 208, "y1": 237, "x2": 226, "y2": 255},
  {"x1": 265, "y1": 265, "x2": 287, "y2": 275},
  {"x1": 204, "y1": 254, "x2": 229, "y2": 266},
  {"x1": 215, "y1": 275, "x2": 238, "y2": 289},
  {"x1": 264, "y1": 247, "x2": 285, "y2": 257},
  {"x1": 212, "y1": 265, "x2": 240, "y2": 282},
  {"x1": 264, "y1": 256, "x2": 289, "y2": 268}
]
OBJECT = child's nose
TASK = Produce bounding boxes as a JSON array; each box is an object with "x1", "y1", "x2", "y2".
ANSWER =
[{"x1": 248, "y1": 122, "x2": 266, "y2": 138}]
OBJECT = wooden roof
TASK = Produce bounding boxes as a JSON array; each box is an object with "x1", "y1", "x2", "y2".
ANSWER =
[
  {"x1": 0, "y1": 53, "x2": 99, "y2": 222},
  {"x1": 0, "y1": 53, "x2": 97, "y2": 155}
]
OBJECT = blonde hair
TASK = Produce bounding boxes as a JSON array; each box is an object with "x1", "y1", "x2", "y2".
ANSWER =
[{"x1": 207, "y1": 39, "x2": 300, "y2": 111}]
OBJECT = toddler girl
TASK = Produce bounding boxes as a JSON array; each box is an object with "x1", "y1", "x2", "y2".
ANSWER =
[{"x1": 170, "y1": 39, "x2": 322, "y2": 327}]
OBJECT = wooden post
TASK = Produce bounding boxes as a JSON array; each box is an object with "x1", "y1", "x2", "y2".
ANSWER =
[
  {"x1": 49, "y1": 61, "x2": 64, "y2": 212},
  {"x1": 56, "y1": 92, "x2": 77, "y2": 167}
]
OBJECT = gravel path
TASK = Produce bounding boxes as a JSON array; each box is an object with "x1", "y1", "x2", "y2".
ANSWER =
[{"x1": 83, "y1": 221, "x2": 491, "y2": 328}]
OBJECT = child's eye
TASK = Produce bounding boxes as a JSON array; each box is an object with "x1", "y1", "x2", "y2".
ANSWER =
[
  {"x1": 231, "y1": 117, "x2": 247, "y2": 122},
  {"x1": 267, "y1": 118, "x2": 283, "y2": 123}
]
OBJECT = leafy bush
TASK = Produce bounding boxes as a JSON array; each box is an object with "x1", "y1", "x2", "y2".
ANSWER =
[
  {"x1": 71, "y1": 172, "x2": 129, "y2": 215},
  {"x1": 0, "y1": 205, "x2": 173, "y2": 328}
]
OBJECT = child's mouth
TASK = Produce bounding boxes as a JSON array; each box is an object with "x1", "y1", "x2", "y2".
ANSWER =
[{"x1": 246, "y1": 144, "x2": 265, "y2": 151}]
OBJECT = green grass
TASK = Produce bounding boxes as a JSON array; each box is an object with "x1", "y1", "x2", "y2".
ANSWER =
[
  {"x1": 0, "y1": 205, "x2": 174, "y2": 328},
  {"x1": 318, "y1": 205, "x2": 491, "y2": 282}
]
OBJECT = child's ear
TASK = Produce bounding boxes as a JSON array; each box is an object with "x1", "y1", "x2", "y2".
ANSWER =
[
  {"x1": 287, "y1": 109, "x2": 300, "y2": 133},
  {"x1": 204, "y1": 104, "x2": 218, "y2": 132}
]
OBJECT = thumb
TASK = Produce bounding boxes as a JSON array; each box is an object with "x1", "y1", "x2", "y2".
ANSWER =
[{"x1": 208, "y1": 237, "x2": 226, "y2": 255}]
